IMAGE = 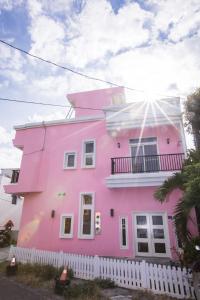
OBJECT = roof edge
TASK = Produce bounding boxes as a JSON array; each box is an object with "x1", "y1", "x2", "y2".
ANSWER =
[{"x1": 14, "y1": 115, "x2": 104, "y2": 130}]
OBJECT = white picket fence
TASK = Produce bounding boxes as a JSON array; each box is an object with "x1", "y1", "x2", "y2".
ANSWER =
[{"x1": 9, "y1": 246, "x2": 195, "y2": 299}]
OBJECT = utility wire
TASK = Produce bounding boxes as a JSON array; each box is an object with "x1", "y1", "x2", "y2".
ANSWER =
[
  {"x1": 0, "y1": 96, "x2": 137, "y2": 113},
  {"x1": 0, "y1": 97, "x2": 102, "y2": 111},
  {"x1": 0, "y1": 39, "x2": 142, "y2": 93},
  {"x1": 0, "y1": 39, "x2": 182, "y2": 99}
]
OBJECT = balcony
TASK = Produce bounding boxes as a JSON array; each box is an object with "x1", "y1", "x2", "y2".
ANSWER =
[
  {"x1": 4, "y1": 168, "x2": 43, "y2": 195},
  {"x1": 106, "y1": 153, "x2": 185, "y2": 188}
]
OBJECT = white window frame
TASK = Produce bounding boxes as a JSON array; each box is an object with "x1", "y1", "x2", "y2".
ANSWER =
[
  {"x1": 60, "y1": 214, "x2": 74, "y2": 239},
  {"x1": 63, "y1": 151, "x2": 77, "y2": 169},
  {"x1": 132, "y1": 212, "x2": 171, "y2": 258},
  {"x1": 82, "y1": 140, "x2": 96, "y2": 168},
  {"x1": 78, "y1": 192, "x2": 95, "y2": 239},
  {"x1": 119, "y1": 216, "x2": 129, "y2": 249}
]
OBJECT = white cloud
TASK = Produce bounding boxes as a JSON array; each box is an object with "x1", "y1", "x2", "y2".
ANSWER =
[
  {"x1": 0, "y1": 0, "x2": 23, "y2": 11},
  {"x1": 106, "y1": 34, "x2": 200, "y2": 99},
  {"x1": 28, "y1": 111, "x2": 66, "y2": 122},
  {"x1": 0, "y1": 127, "x2": 21, "y2": 169},
  {"x1": 28, "y1": 0, "x2": 66, "y2": 63},
  {"x1": 0, "y1": 146, "x2": 22, "y2": 168},
  {"x1": 0, "y1": 126, "x2": 14, "y2": 145},
  {"x1": 149, "y1": 0, "x2": 200, "y2": 41},
  {"x1": 66, "y1": 0, "x2": 151, "y2": 68}
]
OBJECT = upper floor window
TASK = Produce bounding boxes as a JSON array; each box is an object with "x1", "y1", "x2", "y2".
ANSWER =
[
  {"x1": 79, "y1": 193, "x2": 94, "y2": 239},
  {"x1": 64, "y1": 152, "x2": 77, "y2": 169},
  {"x1": 129, "y1": 137, "x2": 159, "y2": 172},
  {"x1": 82, "y1": 140, "x2": 96, "y2": 168}
]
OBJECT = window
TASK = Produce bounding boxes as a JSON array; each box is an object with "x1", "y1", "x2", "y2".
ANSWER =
[
  {"x1": 130, "y1": 137, "x2": 159, "y2": 172},
  {"x1": 60, "y1": 214, "x2": 74, "y2": 238},
  {"x1": 79, "y1": 193, "x2": 94, "y2": 239},
  {"x1": 82, "y1": 140, "x2": 96, "y2": 168},
  {"x1": 119, "y1": 217, "x2": 128, "y2": 249},
  {"x1": 64, "y1": 152, "x2": 77, "y2": 169}
]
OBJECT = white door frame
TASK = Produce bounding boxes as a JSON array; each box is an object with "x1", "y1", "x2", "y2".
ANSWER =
[{"x1": 132, "y1": 212, "x2": 171, "y2": 258}]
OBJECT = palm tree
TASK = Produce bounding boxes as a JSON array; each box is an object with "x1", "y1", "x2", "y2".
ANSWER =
[{"x1": 154, "y1": 150, "x2": 200, "y2": 244}]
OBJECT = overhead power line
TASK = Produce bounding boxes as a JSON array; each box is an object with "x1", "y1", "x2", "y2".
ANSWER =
[
  {"x1": 0, "y1": 96, "x2": 125, "y2": 112},
  {"x1": 0, "y1": 39, "x2": 183, "y2": 99},
  {"x1": 0, "y1": 39, "x2": 142, "y2": 93}
]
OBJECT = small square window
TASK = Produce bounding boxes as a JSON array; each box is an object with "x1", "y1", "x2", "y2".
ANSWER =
[
  {"x1": 64, "y1": 152, "x2": 76, "y2": 169},
  {"x1": 60, "y1": 214, "x2": 74, "y2": 238}
]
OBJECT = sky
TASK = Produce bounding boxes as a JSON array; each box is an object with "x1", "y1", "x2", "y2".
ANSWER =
[{"x1": 0, "y1": 0, "x2": 200, "y2": 168}]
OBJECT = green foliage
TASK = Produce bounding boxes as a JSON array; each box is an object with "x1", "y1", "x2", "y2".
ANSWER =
[
  {"x1": 64, "y1": 280, "x2": 100, "y2": 299},
  {"x1": 154, "y1": 150, "x2": 200, "y2": 245},
  {"x1": 185, "y1": 88, "x2": 200, "y2": 148},
  {"x1": 181, "y1": 237, "x2": 200, "y2": 268},
  {"x1": 154, "y1": 173, "x2": 184, "y2": 202},
  {"x1": 18, "y1": 263, "x2": 55, "y2": 280},
  {"x1": 17, "y1": 263, "x2": 74, "y2": 281},
  {"x1": 94, "y1": 277, "x2": 115, "y2": 288}
]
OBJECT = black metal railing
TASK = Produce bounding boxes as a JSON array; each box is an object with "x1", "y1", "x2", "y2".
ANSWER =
[
  {"x1": 11, "y1": 169, "x2": 20, "y2": 183},
  {"x1": 111, "y1": 153, "x2": 185, "y2": 175}
]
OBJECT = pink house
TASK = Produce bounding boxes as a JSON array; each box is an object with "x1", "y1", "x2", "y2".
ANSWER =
[{"x1": 4, "y1": 87, "x2": 197, "y2": 260}]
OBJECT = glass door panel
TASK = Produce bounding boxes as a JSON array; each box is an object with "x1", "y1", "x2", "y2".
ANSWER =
[
  {"x1": 131, "y1": 146, "x2": 144, "y2": 173},
  {"x1": 135, "y1": 214, "x2": 152, "y2": 256},
  {"x1": 150, "y1": 214, "x2": 168, "y2": 256},
  {"x1": 144, "y1": 144, "x2": 159, "y2": 172}
]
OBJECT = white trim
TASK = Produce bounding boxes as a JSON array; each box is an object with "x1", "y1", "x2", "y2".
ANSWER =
[
  {"x1": 59, "y1": 213, "x2": 74, "y2": 239},
  {"x1": 63, "y1": 151, "x2": 77, "y2": 169},
  {"x1": 81, "y1": 139, "x2": 96, "y2": 168},
  {"x1": 132, "y1": 212, "x2": 171, "y2": 258},
  {"x1": 179, "y1": 120, "x2": 187, "y2": 157},
  {"x1": 119, "y1": 216, "x2": 129, "y2": 250},
  {"x1": 14, "y1": 116, "x2": 104, "y2": 130},
  {"x1": 78, "y1": 192, "x2": 95, "y2": 239},
  {"x1": 106, "y1": 171, "x2": 178, "y2": 188}
]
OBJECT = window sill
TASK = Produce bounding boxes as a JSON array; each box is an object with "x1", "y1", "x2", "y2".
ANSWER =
[
  {"x1": 59, "y1": 235, "x2": 73, "y2": 239},
  {"x1": 78, "y1": 235, "x2": 94, "y2": 240},
  {"x1": 81, "y1": 166, "x2": 96, "y2": 169}
]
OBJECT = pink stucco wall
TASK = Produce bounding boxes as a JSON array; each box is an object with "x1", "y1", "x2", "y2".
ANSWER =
[
  {"x1": 67, "y1": 86, "x2": 124, "y2": 118},
  {"x1": 7, "y1": 87, "x2": 198, "y2": 260},
  {"x1": 13, "y1": 119, "x2": 197, "y2": 259}
]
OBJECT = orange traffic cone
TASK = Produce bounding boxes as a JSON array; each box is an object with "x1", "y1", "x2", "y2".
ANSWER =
[{"x1": 60, "y1": 267, "x2": 68, "y2": 281}]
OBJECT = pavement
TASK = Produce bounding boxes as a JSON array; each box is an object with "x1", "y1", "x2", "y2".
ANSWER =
[
  {"x1": 0, "y1": 246, "x2": 10, "y2": 262},
  {"x1": 0, "y1": 275, "x2": 62, "y2": 300}
]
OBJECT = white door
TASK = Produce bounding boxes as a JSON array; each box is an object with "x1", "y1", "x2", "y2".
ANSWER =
[
  {"x1": 131, "y1": 143, "x2": 159, "y2": 172},
  {"x1": 133, "y1": 213, "x2": 170, "y2": 257}
]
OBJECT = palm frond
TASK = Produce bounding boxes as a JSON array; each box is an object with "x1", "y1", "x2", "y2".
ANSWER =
[{"x1": 154, "y1": 172, "x2": 185, "y2": 203}]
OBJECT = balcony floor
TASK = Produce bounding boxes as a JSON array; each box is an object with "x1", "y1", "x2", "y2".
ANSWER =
[{"x1": 106, "y1": 171, "x2": 176, "y2": 188}]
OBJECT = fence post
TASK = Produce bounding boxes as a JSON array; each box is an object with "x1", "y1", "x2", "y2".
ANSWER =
[
  {"x1": 30, "y1": 248, "x2": 36, "y2": 264},
  {"x1": 9, "y1": 245, "x2": 14, "y2": 260},
  {"x1": 58, "y1": 251, "x2": 64, "y2": 268},
  {"x1": 94, "y1": 255, "x2": 100, "y2": 279},
  {"x1": 140, "y1": 260, "x2": 147, "y2": 289}
]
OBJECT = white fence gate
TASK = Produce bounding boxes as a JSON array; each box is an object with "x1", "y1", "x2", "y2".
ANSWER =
[{"x1": 9, "y1": 246, "x2": 195, "y2": 299}]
